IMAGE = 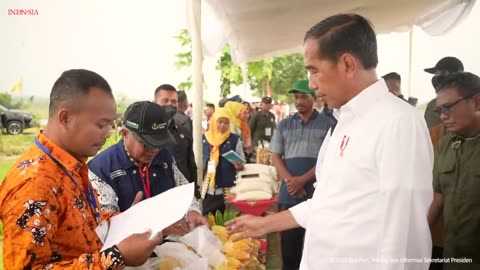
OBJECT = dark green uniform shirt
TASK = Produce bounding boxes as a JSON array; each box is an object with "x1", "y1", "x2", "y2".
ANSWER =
[
  {"x1": 249, "y1": 110, "x2": 276, "y2": 147},
  {"x1": 434, "y1": 133, "x2": 480, "y2": 267}
]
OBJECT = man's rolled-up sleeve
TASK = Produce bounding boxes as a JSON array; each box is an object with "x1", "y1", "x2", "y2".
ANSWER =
[{"x1": 288, "y1": 199, "x2": 312, "y2": 228}]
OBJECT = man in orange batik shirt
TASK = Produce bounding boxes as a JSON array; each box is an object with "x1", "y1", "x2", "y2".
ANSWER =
[{"x1": 0, "y1": 69, "x2": 162, "y2": 269}]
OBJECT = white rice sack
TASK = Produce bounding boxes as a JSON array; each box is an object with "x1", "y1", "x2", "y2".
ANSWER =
[
  {"x1": 236, "y1": 173, "x2": 272, "y2": 184},
  {"x1": 235, "y1": 190, "x2": 272, "y2": 201},
  {"x1": 229, "y1": 186, "x2": 239, "y2": 195},
  {"x1": 235, "y1": 174, "x2": 280, "y2": 194},
  {"x1": 238, "y1": 164, "x2": 277, "y2": 180},
  {"x1": 234, "y1": 181, "x2": 272, "y2": 194}
]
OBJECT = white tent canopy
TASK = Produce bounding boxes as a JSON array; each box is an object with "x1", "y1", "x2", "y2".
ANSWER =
[
  {"x1": 193, "y1": 0, "x2": 475, "y2": 64},
  {"x1": 186, "y1": 0, "x2": 475, "y2": 182}
]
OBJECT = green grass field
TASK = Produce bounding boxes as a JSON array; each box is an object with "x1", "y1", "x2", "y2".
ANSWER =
[{"x1": 0, "y1": 163, "x2": 13, "y2": 182}]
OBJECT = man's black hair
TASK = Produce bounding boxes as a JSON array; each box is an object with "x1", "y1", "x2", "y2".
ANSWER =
[
  {"x1": 382, "y1": 72, "x2": 401, "y2": 82},
  {"x1": 437, "y1": 72, "x2": 480, "y2": 97},
  {"x1": 154, "y1": 84, "x2": 177, "y2": 98},
  {"x1": 49, "y1": 69, "x2": 112, "y2": 118},
  {"x1": 305, "y1": 14, "x2": 378, "y2": 69}
]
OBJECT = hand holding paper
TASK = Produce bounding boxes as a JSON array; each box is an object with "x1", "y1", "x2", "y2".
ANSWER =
[
  {"x1": 101, "y1": 183, "x2": 195, "y2": 251},
  {"x1": 117, "y1": 230, "x2": 163, "y2": 266}
]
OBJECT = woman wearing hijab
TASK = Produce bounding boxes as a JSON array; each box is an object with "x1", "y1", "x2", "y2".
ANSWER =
[
  {"x1": 223, "y1": 101, "x2": 253, "y2": 159},
  {"x1": 201, "y1": 108, "x2": 245, "y2": 215}
]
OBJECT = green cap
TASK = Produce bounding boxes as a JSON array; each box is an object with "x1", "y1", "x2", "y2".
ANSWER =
[{"x1": 288, "y1": 80, "x2": 316, "y2": 95}]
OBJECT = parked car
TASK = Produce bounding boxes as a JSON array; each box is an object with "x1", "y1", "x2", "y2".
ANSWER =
[{"x1": 0, "y1": 104, "x2": 33, "y2": 135}]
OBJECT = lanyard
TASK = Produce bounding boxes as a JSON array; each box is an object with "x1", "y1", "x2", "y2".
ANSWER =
[
  {"x1": 137, "y1": 166, "x2": 151, "y2": 198},
  {"x1": 34, "y1": 138, "x2": 101, "y2": 223},
  {"x1": 263, "y1": 113, "x2": 272, "y2": 126}
]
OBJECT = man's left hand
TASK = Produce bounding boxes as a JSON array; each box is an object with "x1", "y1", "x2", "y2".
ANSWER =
[
  {"x1": 187, "y1": 211, "x2": 209, "y2": 228},
  {"x1": 285, "y1": 177, "x2": 305, "y2": 196}
]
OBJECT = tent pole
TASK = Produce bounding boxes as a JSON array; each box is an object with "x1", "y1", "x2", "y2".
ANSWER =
[
  {"x1": 407, "y1": 26, "x2": 414, "y2": 98},
  {"x1": 242, "y1": 63, "x2": 248, "y2": 100},
  {"x1": 189, "y1": 0, "x2": 204, "y2": 186}
]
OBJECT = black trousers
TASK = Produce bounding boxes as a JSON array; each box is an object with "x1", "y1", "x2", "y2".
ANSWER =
[
  {"x1": 202, "y1": 194, "x2": 225, "y2": 216},
  {"x1": 278, "y1": 203, "x2": 305, "y2": 270}
]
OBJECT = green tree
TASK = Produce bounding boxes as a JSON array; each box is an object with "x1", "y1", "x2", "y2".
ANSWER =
[
  {"x1": 174, "y1": 29, "x2": 193, "y2": 91},
  {"x1": 0, "y1": 93, "x2": 14, "y2": 108},
  {"x1": 174, "y1": 29, "x2": 307, "y2": 101},
  {"x1": 248, "y1": 54, "x2": 306, "y2": 102},
  {"x1": 177, "y1": 78, "x2": 192, "y2": 91},
  {"x1": 216, "y1": 45, "x2": 244, "y2": 97},
  {"x1": 247, "y1": 59, "x2": 274, "y2": 97},
  {"x1": 110, "y1": 92, "x2": 130, "y2": 141},
  {"x1": 269, "y1": 53, "x2": 307, "y2": 102},
  {"x1": 0, "y1": 92, "x2": 23, "y2": 109},
  {"x1": 115, "y1": 92, "x2": 129, "y2": 115}
]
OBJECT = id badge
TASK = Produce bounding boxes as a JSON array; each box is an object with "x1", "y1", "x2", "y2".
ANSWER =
[
  {"x1": 265, "y1": 128, "x2": 272, "y2": 137},
  {"x1": 95, "y1": 220, "x2": 110, "y2": 243}
]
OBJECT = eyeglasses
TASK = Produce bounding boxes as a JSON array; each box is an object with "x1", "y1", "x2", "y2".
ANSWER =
[
  {"x1": 130, "y1": 132, "x2": 155, "y2": 150},
  {"x1": 434, "y1": 95, "x2": 472, "y2": 115}
]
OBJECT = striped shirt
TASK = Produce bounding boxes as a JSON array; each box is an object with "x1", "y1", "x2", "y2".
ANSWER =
[{"x1": 270, "y1": 110, "x2": 335, "y2": 205}]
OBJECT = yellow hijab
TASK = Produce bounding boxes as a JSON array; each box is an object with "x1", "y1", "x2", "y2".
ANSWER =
[
  {"x1": 223, "y1": 101, "x2": 251, "y2": 144},
  {"x1": 223, "y1": 101, "x2": 244, "y2": 127},
  {"x1": 204, "y1": 108, "x2": 231, "y2": 189}
]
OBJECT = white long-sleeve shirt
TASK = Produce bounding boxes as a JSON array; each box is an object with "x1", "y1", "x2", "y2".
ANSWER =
[{"x1": 290, "y1": 79, "x2": 434, "y2": 270}]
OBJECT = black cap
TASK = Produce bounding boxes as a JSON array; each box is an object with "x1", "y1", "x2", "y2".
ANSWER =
[
  {"x1": 123, "y1": 101, "x2": 176, "y2": 148},
  {"x1": 228, "y1": 95, "x2": 243, "y2": 103},
  {"x1": 218, "y1": 98, "x2": 228, "y2": 108},
  {"x1": 382, "y1": 72, "x2": 401, "y2": 81},
  {"x1": 424, "y1": 57, "x2": 464, "y2": 74},
  {"x1": 261, "y1": 97, "x2": 272, "y2": 104}
]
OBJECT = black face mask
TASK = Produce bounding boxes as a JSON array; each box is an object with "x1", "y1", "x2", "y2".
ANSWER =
[
  {"x1": 163, "y1": 105, "x2": 177, "y2": 115},
  {"x1": 163, "y1": 106, "x2": 177, "y2": 125}
]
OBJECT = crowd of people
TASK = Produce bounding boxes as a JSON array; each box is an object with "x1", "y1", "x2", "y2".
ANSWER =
[{"x1": 0, "y1": 12, "x2": 479, "y2": 270}]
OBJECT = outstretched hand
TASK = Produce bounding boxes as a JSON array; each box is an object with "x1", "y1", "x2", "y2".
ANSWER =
[
  {"x1": 225, "y1": 214, "x2": 266, "y2": 241},
  {"x1": 187, "y1": 211, "x2": 209, "y2": 228}
]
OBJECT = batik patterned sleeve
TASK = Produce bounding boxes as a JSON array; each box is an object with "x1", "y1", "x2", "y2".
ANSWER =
[
  {"x1": 1, "y1": 176, "x2": 125, "y2": 270},
  {"x1": 89, "y1": 169, "x2": 120, "y2": 213}
]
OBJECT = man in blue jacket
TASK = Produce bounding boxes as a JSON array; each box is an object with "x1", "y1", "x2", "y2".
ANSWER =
[{"x1": 88, "y1": 101, "x2": 207, "y2": 236}]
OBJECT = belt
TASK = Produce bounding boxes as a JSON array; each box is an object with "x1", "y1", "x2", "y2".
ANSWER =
[{"x1": 207, "y1": 187, "x2": 224, "y2": 196}]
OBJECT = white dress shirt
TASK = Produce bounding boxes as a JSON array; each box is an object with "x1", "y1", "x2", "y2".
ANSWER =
[{"x1": 290, "y1": 80, "x2": 433, "y2": 270}]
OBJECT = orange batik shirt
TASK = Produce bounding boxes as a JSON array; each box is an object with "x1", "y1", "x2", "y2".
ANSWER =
[{"x1": 0, "y1": 132, "x2": 123, "y2": 269}]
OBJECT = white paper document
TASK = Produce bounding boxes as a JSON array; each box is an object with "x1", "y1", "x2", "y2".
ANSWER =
[{"x1": 101, "y1": 183, "x2": 194, "y2": 251}]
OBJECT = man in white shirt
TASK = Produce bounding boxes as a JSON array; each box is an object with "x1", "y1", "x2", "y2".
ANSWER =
[{"x1": 226, "y1": 13, "x2": 433, "y2": 270}]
